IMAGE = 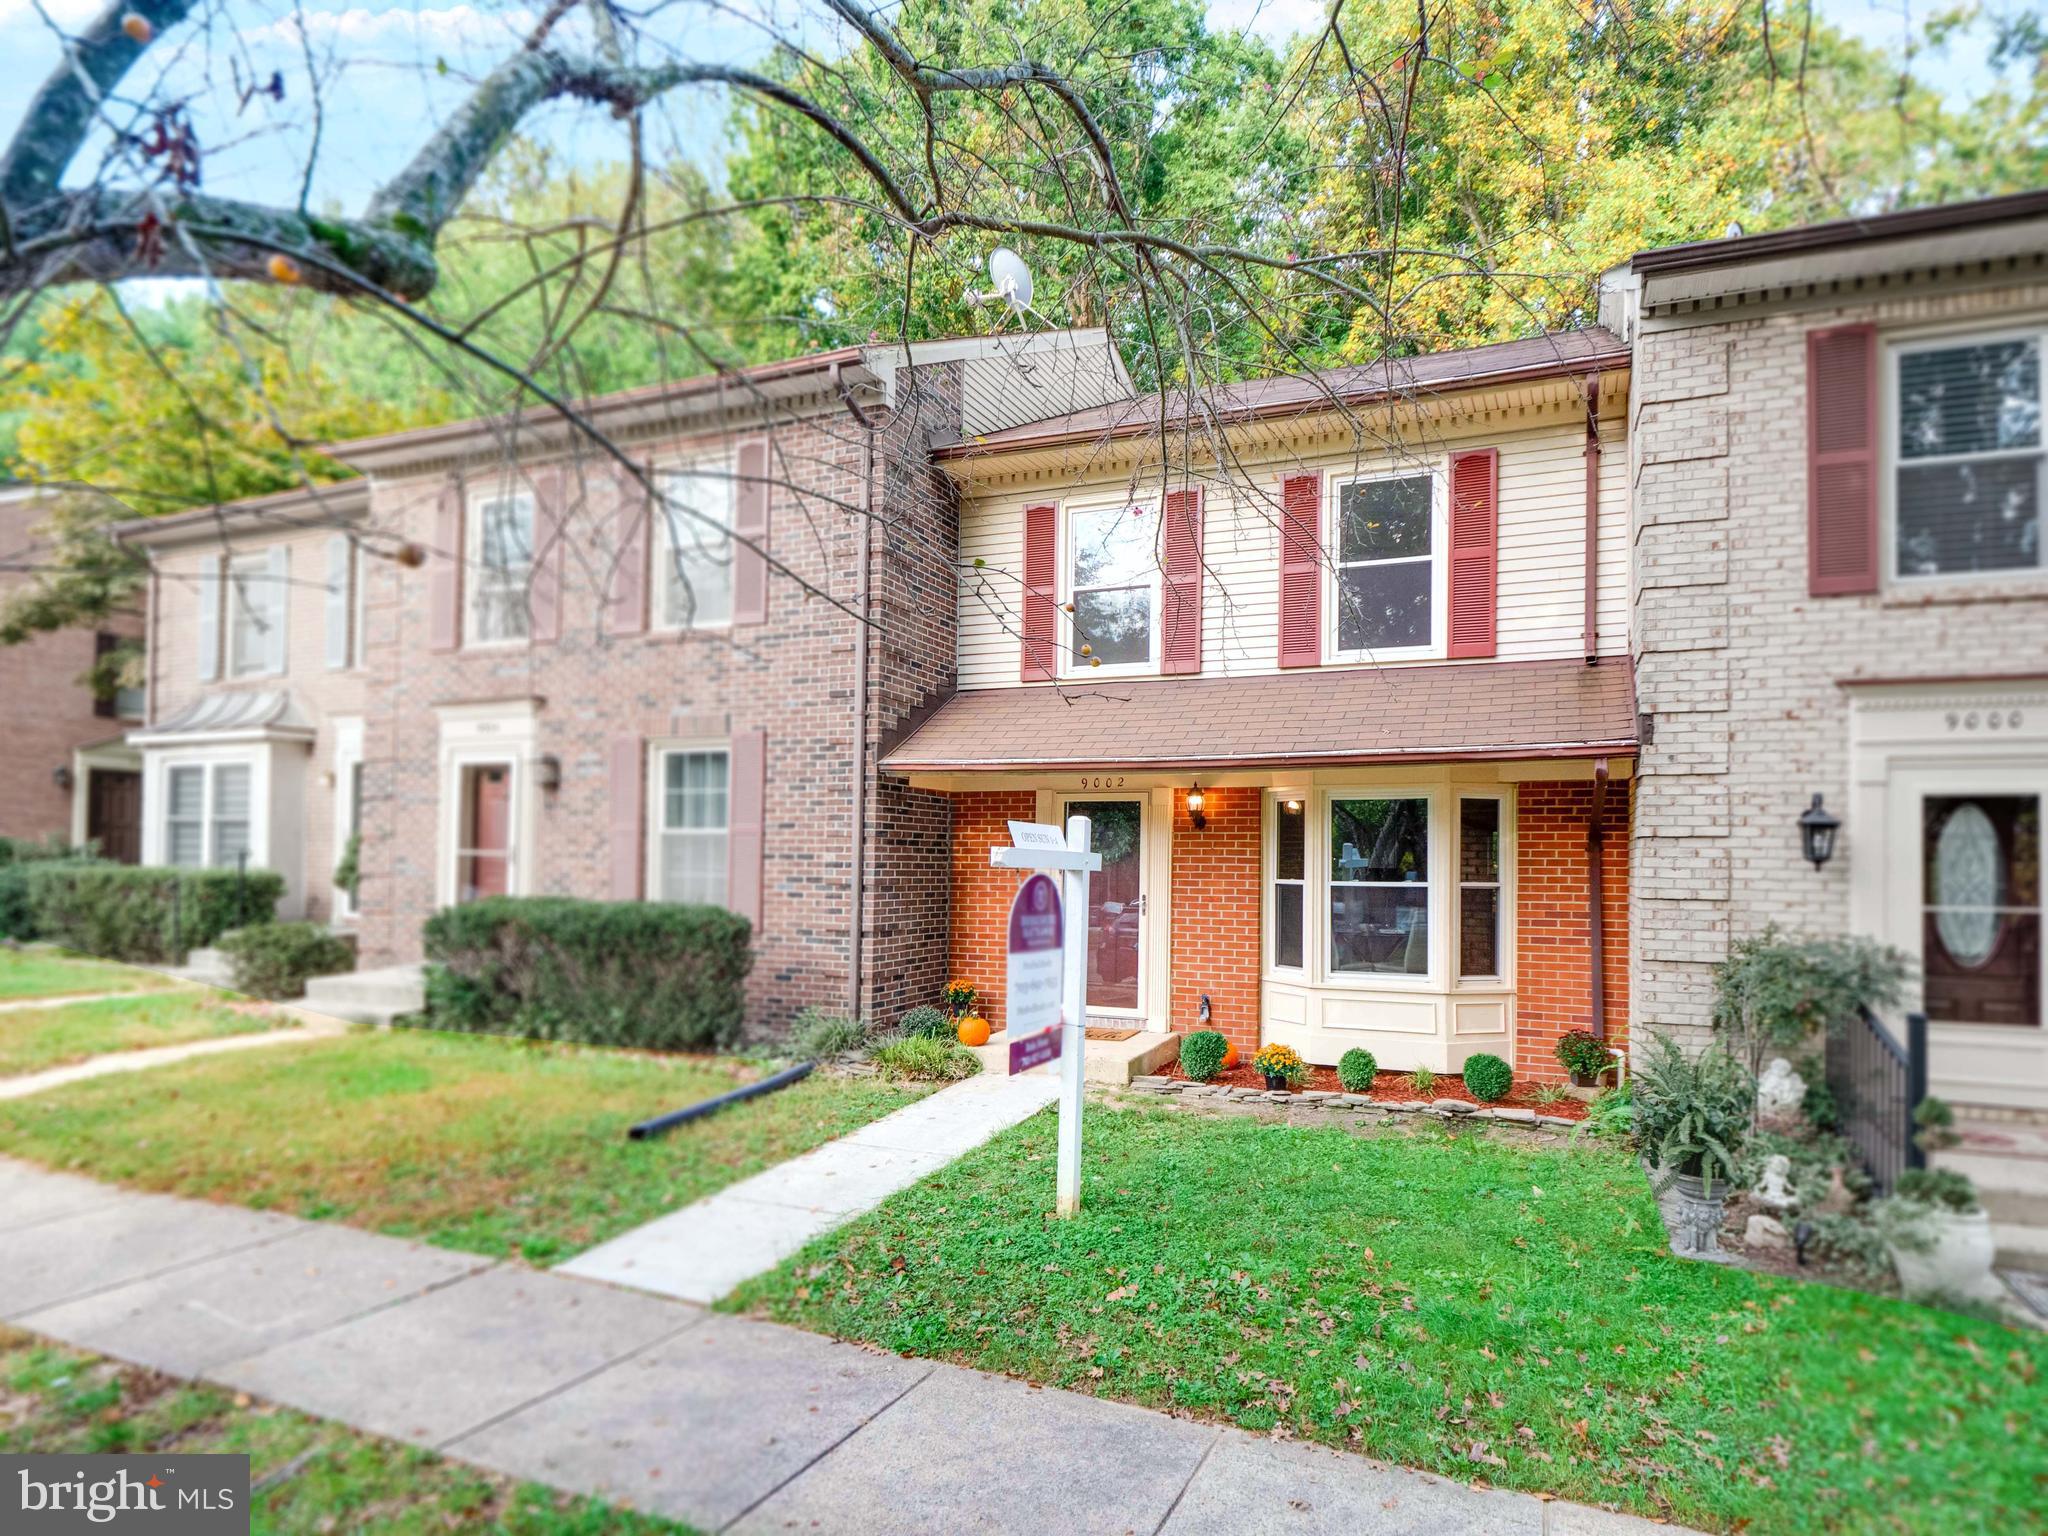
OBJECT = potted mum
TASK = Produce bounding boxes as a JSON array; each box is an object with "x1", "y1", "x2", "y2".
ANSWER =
[
  {"x1": 1633, "y1": 1034, "x2": 1752, "y2": 1260},
  {"x1": 1555, "y1": 1029, "x2": 1610, "y2": 1088},
  {"x1": 1252, "y1": 1043, "x2": 1306, "y2": 1092}
]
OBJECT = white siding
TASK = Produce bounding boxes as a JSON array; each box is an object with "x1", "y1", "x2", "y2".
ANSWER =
[{"x1": 955, "y1": 412, "x2": 1629, "y2": 690}]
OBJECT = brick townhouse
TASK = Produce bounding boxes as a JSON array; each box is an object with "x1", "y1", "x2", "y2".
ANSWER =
[
  {"x1": 1604, "y1": 189, "x2": 2048, "y2": 1114},
  {"x1": 888, "y1": 331, "x2": 1637, "y2": 1083},
  {"x1": 0, "y1": 482, "x2": 144, "y2": 857},
  {"x1": 115, "y1": 332, "x2": 1132, "y2": 1031}
]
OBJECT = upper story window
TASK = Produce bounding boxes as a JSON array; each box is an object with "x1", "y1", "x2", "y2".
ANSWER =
[
  {"x1": 1333, "y1": 473, "x2": 1437, "y2": 657},
  {"x1": 655, "y1": 464, "x2": 735, "y2": 630},
  {"x1": 467, "y1": 491, "x2": 533, "y2": 645},
  {"x1": 1066, "y1": 502, "x2": 1159, "y2": 672},
  {"x1": 1894, "y1": 332, "x2": 2044, "y2": 579},
  {"x1": 226, "y1": 552, "x2": 284, "y2": 677}
]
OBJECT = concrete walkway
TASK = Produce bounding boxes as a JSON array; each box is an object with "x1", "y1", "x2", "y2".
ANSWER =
[
  {"x1": 558, "y1": 1067, "x2": 1062, "y2": 1302},
  {"x1": 0, "y1": 1021, "x2": 333, "y2": 1100},
  {"x1": 1, "y1": 1158, "x2": 1689, "y2": 1535},
  {"x1": 0, "y1": 990, "x2": 142, "y2": 1014}
]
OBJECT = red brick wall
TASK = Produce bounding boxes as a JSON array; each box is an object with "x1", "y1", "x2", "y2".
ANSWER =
[
  {"x1": 945, "y1": 789, "x2": 1037, "y2": 1028},
  {"x1": 1514, "y1": 777, "x2": 1631, "y2": 1083},
  {"x1": 1169, "y1": 784, "x2": 1262, "y2": 1055}
]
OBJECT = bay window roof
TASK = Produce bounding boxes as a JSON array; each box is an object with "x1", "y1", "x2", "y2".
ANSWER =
[{"x1": 880, "y1": 657, "x2": 1635, "y2": 773}]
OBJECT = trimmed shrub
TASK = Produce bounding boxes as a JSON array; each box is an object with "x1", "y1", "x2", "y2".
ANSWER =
[
  {"x1": 0, "y1": 837, "x2": 100, "y2": 941},
  {"x1": 1336, "y1": 1048, "x2": 1378, "y2": 1093},
  {"x1": 1462, "y1": 1053, "x2": 1513, "y2": 1103},
  {"x1": 422, "y1": 895, "x2": 751, "y2": 1051},
  {"x1": 1554, "y1": 1029, "x2": 1610, "y2": 1083},
  {"x1": 218, "y1": 922, "x2": 356, "y2": 999},
  {"x1": 870, "y1": 1036, "x2": 980, "y2": 1082},
  {"x1": 1178, "y1": 1029, "x2": 1229, "y2": 1082},
  {"x1": 899, "y1": 1004, "x2": 956, "y2": 1041},
  {"x1": 789, "y1": 1007, "x2": 869, "y2": 1061},
  {"x1": 26, "y1": 864, "x2": 283, "y2": 962}
]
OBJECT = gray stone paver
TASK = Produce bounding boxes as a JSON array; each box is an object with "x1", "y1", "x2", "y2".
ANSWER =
[
  {"x1": 0, "y1": 1157, "x2": 1705, "y2": 1535},
  {"x1": 452, "y1": 1314, "x2": 932, "y2": 1531}
]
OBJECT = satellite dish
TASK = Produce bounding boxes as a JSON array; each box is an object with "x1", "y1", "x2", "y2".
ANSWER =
[{"x1": 988, "y1": 247, "x2": 1034, "y2": 312}]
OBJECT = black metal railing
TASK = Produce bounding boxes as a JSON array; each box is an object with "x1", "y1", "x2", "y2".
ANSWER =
[{"x1": 1826, "y1": 1006, "x2": 1928, "y2": 1195}]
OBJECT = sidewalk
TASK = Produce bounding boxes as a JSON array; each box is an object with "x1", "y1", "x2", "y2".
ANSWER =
[
  {"x1": 559, "y1": 1067, "x2": 1061, "y2": 1301},
  {"x1": 2, "y1": 1157, "x2": 1692, "y2": 1535}
]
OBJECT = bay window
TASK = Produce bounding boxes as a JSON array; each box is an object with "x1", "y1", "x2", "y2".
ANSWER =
[
  {"x1": 163, "y1": 760, "x2": 252, "y2": 870},
  {"x1": 1334, "y1": 473, "x2": 1435, "y2": 654},
  {"x1": 1458, "y1": 797, "x2": 1503, "y2": 979},
  {"x1": 1067, "y1": 502, "x2": 1158, "y2": 670},
  {"x1": 1894, "y1": 332, "x2": 2044, "y2": 578},
  {"x1": 1328, "y1": 796, "x2": 1430, "y2": 976},
  {"x1": 1272, "y1": 796, "x2": 1306, "y2": 970},
  {"x1": 653, "y1": 747, "x2": 730, "y2": 905}
]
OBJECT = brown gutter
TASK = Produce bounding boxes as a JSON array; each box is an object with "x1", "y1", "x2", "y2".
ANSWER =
[
  {"x1": 1630, "y1": 188, "x2": 2048, "y2": 278},
  {"x1": 1589, "y1": 757, "x2": 1609, "y2": 1040},
  {"x1": 933, "y1": 346, "x2": 1630, "y2": 461},
  {"x1": 1583, "y1": 374, "x2": 1601, "y2": 665},
  {"x1": 837, "y1": 362, "x2": 878, "y2": 1020}
]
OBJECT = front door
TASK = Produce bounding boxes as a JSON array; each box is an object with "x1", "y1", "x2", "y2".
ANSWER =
[
  {"x1": 460, "y1": 764, "x2": 513, "y2": 901},
  {"x1": 87, "y1": 769, "x2": 142, "y2": 864},
  {"x1": 1063, "y1": 797, "x2": 1145, "y2": 1017}
]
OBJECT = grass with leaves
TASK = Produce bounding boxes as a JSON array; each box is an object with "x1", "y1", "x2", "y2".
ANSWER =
[
  {"x1": 0, "y1": 946, "x2": 178, "y2": 1001},
  {"x1": 0, "y1": 1328, "x2": 697, "y2": 1535},
  {"x1": 730, "y1": 1103, "x2": 2044, "y2": 1534},
  {"x1": 0, "y1": 1029, "x2": 930, "y2": 1263}
]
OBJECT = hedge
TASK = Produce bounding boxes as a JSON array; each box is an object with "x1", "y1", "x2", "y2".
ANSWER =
[
  {"x1": 219, "y1": 922, "x2": 357, "y2": 999},
  {"x1": 422, "y1": 896, "x2": 752, "y2": 1051},
  {"x1": 0, "y1": 836, "x2": 99, "y2": 941},
  {"x1": 26, "y1": 864, "x2": 284, "y2": 962}
]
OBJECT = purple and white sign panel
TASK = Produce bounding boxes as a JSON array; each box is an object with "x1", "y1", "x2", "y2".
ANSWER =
[{"x1": 1005, "y1": 871, "x2": 1063, "y2": 1073}]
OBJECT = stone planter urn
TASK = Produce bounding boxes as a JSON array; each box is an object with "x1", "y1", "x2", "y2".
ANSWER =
[
  {"x1": 1669, "y1": 1172, "x2": 1733, "y2": 1261},
  {"x1": 1888, "y1": 1208, "x2": 2001, "y2": 1302}
]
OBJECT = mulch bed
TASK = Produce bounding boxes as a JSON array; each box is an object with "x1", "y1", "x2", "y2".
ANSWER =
[{"x1": 1159, "y1": 1060, "x2": 1590, "y2": 1121}]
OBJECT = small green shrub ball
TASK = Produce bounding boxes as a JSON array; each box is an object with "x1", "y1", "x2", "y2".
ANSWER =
[
  {"x1": 1462, "y1": 1052, "x2": 1514, "y2": 1103},
  {"x1": 1336, "y1": 1048, "x2": 1378, "y2": 1093},
  {"x1": 1179, "y1": 1030, "x2": 1230, "y2": 1082}
]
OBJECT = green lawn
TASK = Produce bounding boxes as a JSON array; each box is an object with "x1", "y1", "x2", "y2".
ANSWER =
[
  {"x1": 729, "y1": 1104, "x2": 2045, "y2": 1535},
  {"x1": 0, "y1": 991, "x2": 281, "y2": 1077},
  {"x1": 0, "y1": 947, "x2": 177, "y2": 1001},
  {"x1": 0, "y1": 1329, "x2": 696, "y2": 1535},
  {"x1": 0, "y1": 1029, "x2": 929, "y2": 1263}
]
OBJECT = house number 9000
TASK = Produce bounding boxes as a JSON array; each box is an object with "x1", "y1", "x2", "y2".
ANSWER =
[{"x1": 1076, "y1": 775, "x2": 1127, "y2": 790}]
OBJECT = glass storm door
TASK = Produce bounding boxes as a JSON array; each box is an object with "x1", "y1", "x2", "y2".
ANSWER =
[
  {"x1": 460, "y1": 764, "x2": 513, "y2": 901},
  {"x1": 1065, "y1": 797, "x2": 1144, "y2": 1014}
]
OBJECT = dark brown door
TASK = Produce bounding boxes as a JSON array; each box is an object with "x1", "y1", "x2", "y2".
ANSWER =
[
  {"x1": 87, "y1": 769, "x2": 142, "y2": 864},
  {"x1": 461, "y1": 764, "x2": 512, "y2": 900}
]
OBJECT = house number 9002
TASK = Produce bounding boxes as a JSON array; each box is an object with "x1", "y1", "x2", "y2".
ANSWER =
[{"x1": 1076, "y1": 775, "x2": 1127, "y2": 790}]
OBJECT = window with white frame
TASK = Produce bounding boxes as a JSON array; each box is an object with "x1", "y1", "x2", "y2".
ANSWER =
[
  {"x1": 653, "y1": 748, "x2": 730, "y2": 905},
  {"x1": 1458, "y1": 797, "x2": 1503, "y2": 979},
  {"x1": 1271, "y1": 796, "x2": 1307, "y2": 970},
  {"x1": 1333, "y1": 474, "x2": 1435, "y2": 654},
  {"x1": 1067, "y1": 503, "x2": 1159, "y2": 669},
  {"x1": 1328, "y1": 796, "x2": 1430, "y2": 976},
  {"x1": 467, "y1": 491, "x2": 534, "y2": 644},
  {"x1": 163, "y1": 761, "x2": 252, "y2": 869},
  {"x1": 226, "y1": 553, "x2": 283, "y2": 677},
  {"x1": 655, "y1": 464, "x2": 735, "y2": 630},
  {"x1": 1894, "y1": 332, "x2": 2044, "y2": 578}
]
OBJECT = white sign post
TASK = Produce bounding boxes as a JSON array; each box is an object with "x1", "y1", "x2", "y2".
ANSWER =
[{"x1": 992, "y1": 815, "x2": 1098, "y2": 1216}]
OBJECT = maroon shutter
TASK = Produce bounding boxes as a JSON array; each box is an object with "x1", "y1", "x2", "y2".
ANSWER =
[
  {"x1": 605, "y1": 468, "x2": 648, "y2": 635},
  {"x1": 1446, "y1": 447, "x2": 1500, "y2": 659},
  {"x1": 428, "y1": 475, "x2": 463, "y2": 652},
  {"x1": 1807, "y1": 323, "x2": 1880, "y2": 596},
  {"x1": 608, "y1": 736, "x2": 643, "y2": 899},
  {"x1": 1278, "y1": 473, "x2": 1321, "y2": 668},
  {"x1": 1020, "y1": 502, "x2": 1060, "y2": 681},
  {"x1": 733, "y1": 438, "x2": 770, "y2": 626},
  {"x1": 728, "y1": 728, "x2": 767, "y2": 931},
  {"x1": 529, "y1": 467, "x2": 564, "y2": 645},
  {"x1": 1160, "y1": 488, "x2": 1204, "y2": 675}
]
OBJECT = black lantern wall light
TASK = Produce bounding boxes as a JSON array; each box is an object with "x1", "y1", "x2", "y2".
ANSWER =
[{"x1": 1798, "y1": 794, "x2": 1840, "y2": 870}]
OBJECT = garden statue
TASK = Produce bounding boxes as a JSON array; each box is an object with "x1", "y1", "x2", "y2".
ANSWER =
[
  {"x1": 1753, "y1": 1153, "x2": 1798, "y2": 1213},
  {"x1": 1756, "y1": 1058, "x2": 1806, "y2": 1114}
]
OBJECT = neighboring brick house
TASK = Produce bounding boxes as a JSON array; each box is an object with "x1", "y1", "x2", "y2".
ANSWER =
[
  {"x1": 886, "y1": 331, "x2": 1638, "y2": 1081},
  {"x1": 1605, "y1": 190, "x2": 2048, "y2": 1113},
  {"x1": 0, "y1": 483, "x2": 144, "y2": 858},
  {"x1": 115, "y1": 480, "x2": 374, "y2": 920},
  {"x1": 309, "y1": 331, "x2": 1127, "y2": 1032}
]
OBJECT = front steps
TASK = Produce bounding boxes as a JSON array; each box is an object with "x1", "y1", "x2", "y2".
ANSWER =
[
  {"x1": 169, "y1": 947, "x2": 236, "y2": 989},
  {"x1": 1939, "y1": 1117, "x2": 2048, "y2": 1276},
  {"x1": 299, "y1": 964, "x2": 426, "y2": 1027}
]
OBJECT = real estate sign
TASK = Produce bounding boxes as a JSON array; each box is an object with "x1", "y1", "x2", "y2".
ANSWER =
[{"x1": 1006, "y1": 871, "x2": 1063, "y2": 1072}]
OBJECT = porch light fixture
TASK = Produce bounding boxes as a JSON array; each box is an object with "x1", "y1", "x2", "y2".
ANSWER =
[
  {"x1": 1187, "y1": 782, "x2": 1207, "y2": 831},
  {"x1": 537, "y1": 753, "x2": 564, "y2": 794},
  {"x1": 51, "y1": 765, "x2": 73, "y2": 791},
  {"x1": 1798, "y1": 794, "x2": 1840, "y2": 870}
]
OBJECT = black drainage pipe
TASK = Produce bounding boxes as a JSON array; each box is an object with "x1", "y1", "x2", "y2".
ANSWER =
[{"x1": 627, "y1": 1061, "x2": 815, "y2": 1141}]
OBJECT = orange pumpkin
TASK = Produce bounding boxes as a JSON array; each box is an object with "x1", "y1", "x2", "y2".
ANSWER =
[
  {"x1": 1220, "y1": 1042, "x2": 1239, "y2": 1071},
  {"x1": 956, "y1": 1015, "x2": 992, "y2": 1047}
]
